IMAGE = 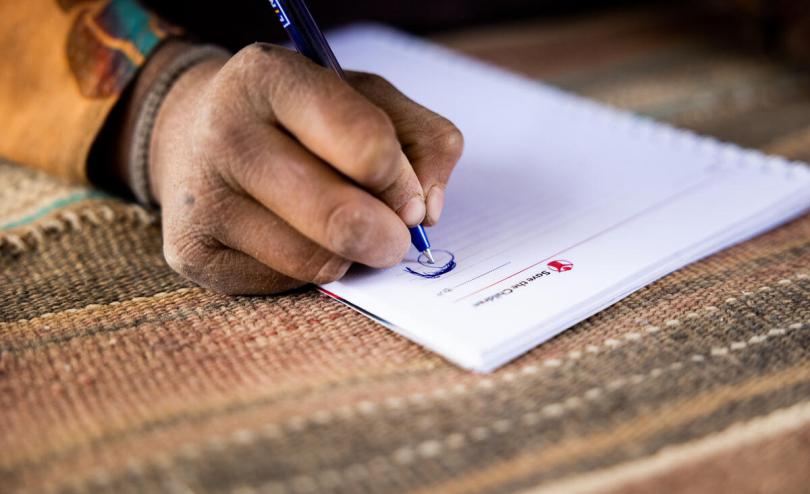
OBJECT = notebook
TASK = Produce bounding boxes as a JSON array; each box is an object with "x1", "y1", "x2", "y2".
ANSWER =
[{"x1": 320, "y1": 25, "x2": 810, "y2": 372}]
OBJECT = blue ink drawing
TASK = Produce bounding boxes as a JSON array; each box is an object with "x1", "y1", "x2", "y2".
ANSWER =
[{"x1": 404, "y1": 250, "x2": 457, "y2": 279}]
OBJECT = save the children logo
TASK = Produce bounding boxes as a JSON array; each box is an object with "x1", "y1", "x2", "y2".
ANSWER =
[
  {"x1": 471, "y1": 258, "x2": 575, "y2": 307},
  {"x1": 547, "y1": 260, "x2": 574, "y2": 273}
]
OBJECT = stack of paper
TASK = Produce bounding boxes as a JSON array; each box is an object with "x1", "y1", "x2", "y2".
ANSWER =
[{"x1": 320, "y1": 25, "x2": 810, "y2": 372}]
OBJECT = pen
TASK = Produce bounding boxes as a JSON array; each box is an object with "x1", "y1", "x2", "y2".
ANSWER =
[{"x1": 268, "y1": 0, "x2": 436, "y2": 264}]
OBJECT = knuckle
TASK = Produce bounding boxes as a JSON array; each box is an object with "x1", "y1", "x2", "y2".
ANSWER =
[
  {"x1": 325, "y1": 201, "x2": 375, "y2": 258},
  {"x1": 349, "y1": 71, "x2": 391, "y2": 91},
  {"x1": 162, "y1": 235, "x2": 189, "y2": 276},
  {"x1": 352, "y1": 112, "x2": 400, "y2": 189},
  {"x1": 232, "y1": 42, "x2": 283, "y2": 70},
  {"x1": 349, "y1": 96, "x2": 394, "y2": 135},
  {"x1": 163, "y1": 231, "x2": 215, "y2": 280},
  {"x1": 163, "y1": 236, "x2": 241, "y2": 294},
  {"x1": 433, "y1": 119, "x2": 465, "y2": 161},
  {"x1": 221, "y1": 43, "x2": 294, "y2": 116}
]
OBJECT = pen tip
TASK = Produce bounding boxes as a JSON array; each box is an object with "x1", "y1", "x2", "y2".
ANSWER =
[{"x1": 424, "y1": 249, "x2": 435, "y2": 264}]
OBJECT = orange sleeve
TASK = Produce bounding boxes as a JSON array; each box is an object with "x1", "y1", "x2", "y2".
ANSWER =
[{"x1": 0, "y1": 0, "x2": 176, "y2": 182}]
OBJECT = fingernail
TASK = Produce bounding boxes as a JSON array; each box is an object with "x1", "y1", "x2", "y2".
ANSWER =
[
  {"x1": 426, "y1": 186, "x2": 445, "y2": 224},
  {"x1": 398, "y1": 196, "x2": 426, "y2": 226}
]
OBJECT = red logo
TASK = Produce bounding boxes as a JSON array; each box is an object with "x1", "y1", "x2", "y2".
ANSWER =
[{"x1": 547, "y1": 260, "x2": 574, "y2": 272}]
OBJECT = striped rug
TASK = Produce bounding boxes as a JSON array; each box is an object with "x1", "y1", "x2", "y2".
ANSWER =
[{"x1": 2, "y1": 6, "x2": 809, "y2": 494}]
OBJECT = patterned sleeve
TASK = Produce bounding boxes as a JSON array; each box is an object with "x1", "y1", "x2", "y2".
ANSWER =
[{"x1": 0, "y1": 0, "x2": 178, "y2": 182}]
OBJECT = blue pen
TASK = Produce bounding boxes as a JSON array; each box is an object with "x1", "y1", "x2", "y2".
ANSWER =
[{"x1": 269, "y1": 0, "x2": 436, "y2": 264}]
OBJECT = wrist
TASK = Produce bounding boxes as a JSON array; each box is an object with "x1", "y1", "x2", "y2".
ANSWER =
[
  {"x1": 106, "y1": 40, "x2": 229, "y2": 206},
  {"x1": 148, "y1": 57, "x2": 225, "y2": 205},
  {"x1": 134, "y1": 44, "x2": 230, "y2": 207},
  {"x1": 90, "y1": 40, "x2": 196, "y2": 192}
]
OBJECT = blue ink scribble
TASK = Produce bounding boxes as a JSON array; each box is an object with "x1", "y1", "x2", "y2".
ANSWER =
[{"x1": 404, "y1": 250, "x2": 457, "y2": 279}]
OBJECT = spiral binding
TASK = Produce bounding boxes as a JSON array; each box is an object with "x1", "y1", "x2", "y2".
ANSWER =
[{"x1": 335, "y1": 24, "x2": 810, "y2": 181}]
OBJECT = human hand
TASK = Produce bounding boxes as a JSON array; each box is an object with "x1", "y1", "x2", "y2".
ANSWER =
[{"x1": 147, "y1": 43, "x2": 463, "y2": 294}]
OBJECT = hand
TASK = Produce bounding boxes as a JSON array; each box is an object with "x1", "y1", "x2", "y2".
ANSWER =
[{"x1": 147, "y1": 43, "x2": 463, "y2": 294}]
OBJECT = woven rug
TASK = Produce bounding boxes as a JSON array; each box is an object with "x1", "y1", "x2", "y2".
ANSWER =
[{"x1": 2, "y1": 7, "x2": 809, "y2": 494}]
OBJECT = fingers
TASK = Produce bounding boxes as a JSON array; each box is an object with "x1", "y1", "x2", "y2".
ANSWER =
[
  {"x1": 223, "y1": 125, "x2": 410, "y2": 268},
  {"x1": 215, "y1": 194, "x2": 353, "y2": 284},
  {"x1": 163, "y1": 44, "x2": 463, "y2": 296},
  {"x1": 160, "y1": 175, "x2": 353, "y2": 292},
  {"x1": 222, "y1": 44, "x2": 427, "y2": 226},
  {"x1": 349, "y1": 72, "x2": 464, "y2": 225},
  {"x1": 163, "y1": 234, "x2": 304, "y2": 295}
]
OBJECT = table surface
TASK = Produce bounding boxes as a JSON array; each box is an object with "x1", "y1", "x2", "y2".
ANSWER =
[{"x1": 2, "y1": 5, "x2": 809, "y2": 494}]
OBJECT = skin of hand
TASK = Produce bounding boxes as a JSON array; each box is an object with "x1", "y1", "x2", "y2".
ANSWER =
[{"x1": 144, "y1": 42, "x2": 463, "y2": 294}]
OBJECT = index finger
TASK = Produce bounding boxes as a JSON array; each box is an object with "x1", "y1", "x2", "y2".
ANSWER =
[
  {"x1": 348, "y1": 72, "x2": 464, "y2": 225},
  {"x1": 226, "y1": 44, "x2": 428, "y2": 226}
]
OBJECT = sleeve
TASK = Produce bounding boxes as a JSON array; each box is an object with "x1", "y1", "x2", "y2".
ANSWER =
[{"x1": 0, "y1": 0, "x2": 178, "y2": 182}]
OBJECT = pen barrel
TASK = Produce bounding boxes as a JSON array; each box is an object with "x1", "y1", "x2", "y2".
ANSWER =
[
  {"x1": 270, "y1": 0, "x2": 345, "y2": 78},
  {"x1": 409, "y1": 225, "x2": 431, "y2": 253},
  {"x1": 268, "y1": 0, "x2": 434, "y2": 257}
]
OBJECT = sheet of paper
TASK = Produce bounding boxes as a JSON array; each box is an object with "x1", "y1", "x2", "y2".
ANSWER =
[{"x1": 321, "y1": 25, "x2": 810, "y2": 371}]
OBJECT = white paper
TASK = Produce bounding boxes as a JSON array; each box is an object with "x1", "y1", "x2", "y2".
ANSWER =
[{"x1": 321, "y1": 25, "x2": 810, "y2": 372}]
